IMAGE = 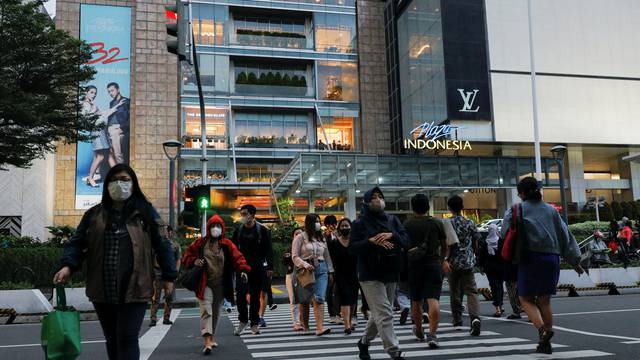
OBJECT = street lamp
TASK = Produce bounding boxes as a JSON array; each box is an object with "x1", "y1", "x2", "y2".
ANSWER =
[
  {"x1": 589, "y1": 195, "x2": 606, "y2": 222},
  {"x1": 163, "y1": 139, "x2": 182, "y2": 229},
  {"x1": 550, "y1": 145, "x2": 568, "y2": 223}
]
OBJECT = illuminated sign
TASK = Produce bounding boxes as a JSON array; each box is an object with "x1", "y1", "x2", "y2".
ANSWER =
[{"x1": 404, "y1": 121, "x2": 472, "y2": 151}]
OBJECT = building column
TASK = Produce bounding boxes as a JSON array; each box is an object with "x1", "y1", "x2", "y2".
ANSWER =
[
  {"x1": 629, "y1": 148, "x2": 640, "y2": 200},
  {"x1": 308, "y1": 192, "x2": 315, "y2": 214},
  {"x1": 344, "y1": 189, "x2": 357, "y2": 220},
  {"x1": 567, "y1": 145, "x2": 586, "y2": 208},
  {"x1": 497, "y1": 146, "x2": 520, "y2": 216}
]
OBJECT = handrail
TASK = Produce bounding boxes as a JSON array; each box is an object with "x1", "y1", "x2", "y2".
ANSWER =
[{"x1": 578, "y1": 234, "x2": 595, "y2": 250}]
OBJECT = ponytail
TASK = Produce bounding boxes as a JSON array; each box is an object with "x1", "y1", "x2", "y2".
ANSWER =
[{"x1": 517, "y1": 176, "x2": 542, "y2": 202}]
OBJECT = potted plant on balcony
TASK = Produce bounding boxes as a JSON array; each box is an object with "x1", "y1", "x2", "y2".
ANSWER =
[
  {"x1": 266, "y1": 72, "x2": 275, "y2": 86},
  {"x1": 258, "y1": 73, "x2": 267, "y2": 85},
  {"x1": 236, "y1": 72, "x2": 248, "y2": 84},
  {"x1": 274, "y1": 72, "x2": 283, "y2": 86},
  {"x1": 283, "y1": 74, "x2": 292, "y2": 86},
  {"x1": 247, "y1": 72, "x2": 258, "y2": 85}
]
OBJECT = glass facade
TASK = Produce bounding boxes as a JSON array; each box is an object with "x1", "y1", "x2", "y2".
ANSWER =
[
  {"x1": 317, "y1": 61, "x2": 359, "y2": 101},
  {"x1": 182, "y1": 55, "x2": 229, "y2": 95},
  {"x1": 182, "y1": 106, "x2": 228, "y2": 150},
  {"x1": 192, "y1": 4, "x2": 228, "y2": 46},
  {"x1": 234, "y1": 111, "x2": 312, "y2": 148},
  {"x1": 232, "y1": 13, "x2": 310, "y2": 49},
  {"x1": 314, "y1": 13, "x2": 357, "y2": 53},
  {"x1": 396, "y1": 0, "x2": 447, "y2": 139},
  {"x1": 233, "y1": 61, "x2": 312, "y2": 97},
  {"x1": 316, "y1": 116, "x2": 355, "y2": 151}
]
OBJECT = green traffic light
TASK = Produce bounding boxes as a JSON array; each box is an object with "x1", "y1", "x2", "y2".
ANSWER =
[{"x1": 198, "y1": 197, "x2": 209, "y2": 209}]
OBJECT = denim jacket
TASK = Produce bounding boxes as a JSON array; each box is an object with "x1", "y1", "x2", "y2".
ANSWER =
[{"x1": 501, "y1": 200, "x2": 581, "y2": 266}]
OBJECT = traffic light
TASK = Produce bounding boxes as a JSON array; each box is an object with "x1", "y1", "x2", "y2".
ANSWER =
[
  {"x1": 197, "y1": 195, "x2": 209, "y2": 210},
  {"x1": 165, "y1": 0, "x2": 186, "y2": 60}
]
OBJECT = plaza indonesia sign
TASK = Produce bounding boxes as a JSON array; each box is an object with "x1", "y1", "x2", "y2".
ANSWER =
[{"x1": 404, "y1": 121, "x2": 473, "y2": 151}]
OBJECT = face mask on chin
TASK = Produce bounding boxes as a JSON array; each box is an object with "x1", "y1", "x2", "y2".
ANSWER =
[
  {"x1": 108, "y1": 180, "x2": 133, "y2": 202},
  {"x1": 369, "y1": 198, "x2": 385, "y2": 212}
]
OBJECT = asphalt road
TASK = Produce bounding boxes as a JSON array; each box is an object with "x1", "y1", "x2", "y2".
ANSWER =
[{"x1": 1, "y1": 293, "x2": 639, "y2": 359}]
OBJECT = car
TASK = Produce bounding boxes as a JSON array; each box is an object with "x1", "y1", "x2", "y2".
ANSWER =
[{"x1": 478, "y1": 219, "x2": 502, "y2": 233}]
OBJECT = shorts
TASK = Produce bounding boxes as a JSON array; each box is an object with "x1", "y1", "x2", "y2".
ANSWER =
[{"x1": 408, "y1": 265, "x2": 443, "y2": 301}]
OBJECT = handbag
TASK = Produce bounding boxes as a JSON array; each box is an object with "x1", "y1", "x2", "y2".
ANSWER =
[
  {"x1": 41, "y1": 284, "x2": 81, "y2": 360},
  {"x1": 180, "y1": 244, "x2": 204, "y2": 292},
  {"x1": 501, "y1": 203, "x2": 524, "y2": 264}
]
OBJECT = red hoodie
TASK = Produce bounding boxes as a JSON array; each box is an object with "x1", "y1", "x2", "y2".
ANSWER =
[{"x1": 182, "y1": 215, "x2": 251, "y2": 300}]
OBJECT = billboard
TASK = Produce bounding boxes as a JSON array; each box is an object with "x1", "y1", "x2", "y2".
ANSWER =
[{"x1": 75, "y1": 5, "x2": 132, "y2": 209}]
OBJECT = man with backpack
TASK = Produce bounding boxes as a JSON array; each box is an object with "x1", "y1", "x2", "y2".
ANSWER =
[
  {"x1": 232, "y1": 204, "x2": 273, "y2": 335},
  {"x1": 403, "y1": 194, "x2": 447, "y2": 348}
]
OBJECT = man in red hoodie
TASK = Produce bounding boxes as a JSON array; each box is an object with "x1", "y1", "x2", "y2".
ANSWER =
[{"x1": 182, "y1": 215, "x2": 251, "y2": 355}]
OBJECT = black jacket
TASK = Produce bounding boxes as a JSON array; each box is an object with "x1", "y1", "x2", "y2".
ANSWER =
[{"x1": 232, "y1": 222, "x2": 274, "y2": 271}]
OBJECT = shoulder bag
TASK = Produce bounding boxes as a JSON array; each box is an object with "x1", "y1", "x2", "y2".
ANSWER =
[
  {"x1": 295, "y1": 234, "x2": 316, "y2": 288},
  {"x1": 501, "y1": 204, "x2": 524, "y2": 264},
  {"x1": 180, "y1": 244, "x2": 204, "y2": 292}
]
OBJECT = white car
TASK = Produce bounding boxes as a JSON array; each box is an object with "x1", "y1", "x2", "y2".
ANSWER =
[{"x1": 478, "y1": 219, "x2": 503, "y2": 233}]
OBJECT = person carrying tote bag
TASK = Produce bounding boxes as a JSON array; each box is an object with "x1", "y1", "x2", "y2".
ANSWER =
[
  {"x1": 292, "y1": 214, "x2": 335, "y2": 336},
  {"x1": 42, "y1": 284, "x2": 81, "y2": 360}
]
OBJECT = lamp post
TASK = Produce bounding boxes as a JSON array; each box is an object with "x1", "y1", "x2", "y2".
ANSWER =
[
  {"x1": 550, "y1": 145, "x2": 568, "y2": 224},
  {"x1": 589, "y1": 195, "x2": 606, "y2": 222},
  {"x1": 163, "y1": 139, "x2": 182, "y2": 229}
]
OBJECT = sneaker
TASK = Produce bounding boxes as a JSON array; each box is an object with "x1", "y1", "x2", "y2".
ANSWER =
[
  {"x1": 391, "y1": 351, "x2": 405, "y2": 360},
  {"x1": 422, "y1": 313, "x2": 429, "y2": 324},
  {"x1": 452, "y1": 321, "x2": 463, "y2": 330},
  {"x1": 426, "y1": 333, "x2": 440, "y2": 349},
  {"x1": 251, "y1": 325, "x2": 261, "y2": 335},
  {"x1": 357, "y1": 339, "x2": 371, "y2": 360},
  {"x1": 412, "y1": 325, "x2": 425, "y2": 341},
  {"x1": 258, "y1": 317, "x2": 267, "y2": 328},
  {"x1": 536, "y1": 327, "x2": 554, "y2": 354},
  {"x1": 399, "y1": 308, "x2": 409, "y2": 325},
  {"x1": 269, "y1": 304, "x2": 278, "y2": 311},
  {"x1": 507, "y1": 313, "x2": 522, "y2": 320},
  {"x1": 163, "y1": 319, "x2": 173, "y2": 325},
  {"x1": 234, "y1": 322, "x2": 248, "y2": 336},
  {"x1": 149, "y1": 319, "x2": 157, "y2": 327},
  {"x1": 225, "y1": 307, "x2": 233, "y2": 313},
  {"x1": 329, "y1": 316, "x2": 337, "y2": 324},
  {"x1": 470, "y1": 319, "x2": 481, "y2": 336}
]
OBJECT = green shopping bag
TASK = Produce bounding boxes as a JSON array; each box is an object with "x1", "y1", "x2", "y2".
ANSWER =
[{"x1": 41, "y1": 284, "x2": 82, "y2": 360}]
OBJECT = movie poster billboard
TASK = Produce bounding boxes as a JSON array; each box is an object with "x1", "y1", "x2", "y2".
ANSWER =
[{"x1": 75, "y1": 5, "x2": 132, "y2": 209}]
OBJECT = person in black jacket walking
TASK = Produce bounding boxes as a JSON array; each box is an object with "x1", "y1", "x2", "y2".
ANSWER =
[
  {"x1": 232, "y1": 204, "x2": 274, "y2": 336},
  {"x1": 349, "y1": 187, "x2": 409, "y2": 360}
]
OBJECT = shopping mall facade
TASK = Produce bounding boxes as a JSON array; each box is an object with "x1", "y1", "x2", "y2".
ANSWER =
[{"x1": 2, "y1": 0, "x2": 640, "y2": 238}]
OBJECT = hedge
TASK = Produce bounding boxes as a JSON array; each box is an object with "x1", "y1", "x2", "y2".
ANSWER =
[
  {"x1": 567, "y1": 221, "x2": 610, "y2": 243},
  {"x1": 0, "y1": 248, "x2": 85, "y2": 288}
]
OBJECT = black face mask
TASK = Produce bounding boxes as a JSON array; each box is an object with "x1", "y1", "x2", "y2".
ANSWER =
[{"x1": 339, "y1": 228, "x2": 351, "y2": 237}]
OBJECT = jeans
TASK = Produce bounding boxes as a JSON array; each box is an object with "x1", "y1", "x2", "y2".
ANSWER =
[
  {"x1": 236, "y1": 269, "x2": 263, "y2": 326},
  {"x1": 448, "y1": 269, "x2": 480, "y2": 324},
  {"x1": 93, "y1": 302, "x2": 147, "y2": 360},
  {"x1": 312, "y1": 260, "x2": 329, "y2": 303},
  {"x1": 360, "y1": 281, "x2": 400, "y2": 357}
]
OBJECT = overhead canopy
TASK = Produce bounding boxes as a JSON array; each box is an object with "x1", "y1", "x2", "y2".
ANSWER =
[{"x1": 273, "y1": 153, "x2": 560, "y2": 197}]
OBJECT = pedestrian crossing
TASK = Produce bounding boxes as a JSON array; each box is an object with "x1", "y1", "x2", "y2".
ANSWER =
[{"x1": 227, "y1": 306, "x2": 615, "y2": 359}]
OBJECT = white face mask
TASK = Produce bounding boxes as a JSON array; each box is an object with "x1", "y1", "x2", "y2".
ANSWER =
[
  {"x1": 239, "y1": 216, "x2": 249, "y2": 225},
  {"x1": 314, "y1": 222, "x2": 321, "y2": 232},
  {"x1": 370, "y1": 198, "x2": 385, "y2": 212},
  {"x1": 108, "y1": 180, "x2": 132, "y2": 202},
  {"x1": 211, "y1": 226, "x2": 222, "y2": 238}
]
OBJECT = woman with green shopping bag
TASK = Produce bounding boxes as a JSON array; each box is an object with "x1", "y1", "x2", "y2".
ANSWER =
[{"x1": 53, "y1": 164, "x2": 178, "y2": 360}]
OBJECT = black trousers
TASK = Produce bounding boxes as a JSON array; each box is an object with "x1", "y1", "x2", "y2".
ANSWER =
[
  {"x1": 486, "y1": 269, "x2": 504, "y2": 307},
  {"x1": 237, "y1": 269, "x2": 263, "y2": 326},
  {"x1": 93, "y1": 302, "x2": 147, "y2": 360},
  {"x1": 326, "y1": 279, "x2": 339, "y2": 317}
]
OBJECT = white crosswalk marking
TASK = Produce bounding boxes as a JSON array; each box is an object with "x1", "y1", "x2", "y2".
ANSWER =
[{"x1": 226, "y1": 307, "x2": 615, "y2": 359}]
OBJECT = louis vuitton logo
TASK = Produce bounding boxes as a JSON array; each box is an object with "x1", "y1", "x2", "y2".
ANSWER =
[{"x1": 457, "y1": 89, "x2": 480, "y2": 113}]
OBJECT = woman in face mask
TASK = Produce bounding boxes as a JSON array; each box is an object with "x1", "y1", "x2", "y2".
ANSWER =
[
  {"x1": 53, "y1": 164, "x2": 178, "y2": 360},
  {"x1": 182, "y1": 215, "x2": 251, "y2": 354},
  {"x1": 328, "y1": 218, "x2": 359, "y2": 334},
  {"x1": 292, "y1": 214, "x2": 335, "y2": 336}
]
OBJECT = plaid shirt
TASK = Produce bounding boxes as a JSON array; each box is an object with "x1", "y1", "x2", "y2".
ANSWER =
[{"x1": 103, "y1": 209, "x2": 129, "y2": 303}]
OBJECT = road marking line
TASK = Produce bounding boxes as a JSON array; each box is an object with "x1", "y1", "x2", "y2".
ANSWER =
[
  {"x1": 245, "y1": 331, "x2": 502, "y2": 349},
  {"x1": 251, "y1": 337, "x2": 533, "y2": 357},
  {"x1": 139, "y1": 309, "x2": 180, "y2": 360},
  {"x1": 454, "y1": 349, "x2": 614, "y2": 359},
  {"x1": 441, "y1": 309, "x2": 640, "y2": 343},
  {"x1": 239, "y1": 325, "x2": 467, "y2": 340},
  {"x1": 552, "y1": 308, "x2": 640, "y2": 316},
  {"x1": 621, "y1": 340, "x2": 640, "y2": 344},
  {"x1": 0, "y1": 340, "x2": 105, "y2": 349},
  {"x1": 263, "y1": 343, "x2": 569, "y2": 359}
]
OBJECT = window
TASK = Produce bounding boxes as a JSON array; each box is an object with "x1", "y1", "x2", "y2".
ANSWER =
[
  {"x1": 234, "y1": 112, "x2": 310, "y2": 148},
  {"x1": 182, "y1": 55, "x2": 229, "y2": 95},
  {"x1": 316, "y1": 116, "x2": 355, "y2": 151},
  {"x1": 233, "y1": 61, "x2": 310, "y2": 97},
  {"x1": 182, "y1": 106, "x2": 227, "y2": 150},
  {"x1": 317, "y1": 61, "x2": 359, "y2": 101},
  {"x1": 314, "y1": 13, "x2": 356, "y2": 53},
  {"x1": 233, "y1": 14, "x2": 308, "y2": 49},
  {"x1": 192, "y1": 4, "x2": 228, "y2": 46}
]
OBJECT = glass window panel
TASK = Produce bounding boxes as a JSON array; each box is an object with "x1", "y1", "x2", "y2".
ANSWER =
[{"x1": 317, "y1": 61, "x2": 359, "y2": 101}]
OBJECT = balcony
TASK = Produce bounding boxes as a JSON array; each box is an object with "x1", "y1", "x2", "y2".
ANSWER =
[
  {"x1": 235, "y1": 29, "x2": 308, "y2": 49},
  {"x1": 234, "y1": 71, "x2": 312, "y2": 98}
]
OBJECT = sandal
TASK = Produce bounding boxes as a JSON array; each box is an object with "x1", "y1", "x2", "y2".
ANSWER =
[{"x1": 316, "y1": 328, "x2": 332, "y2": 336}]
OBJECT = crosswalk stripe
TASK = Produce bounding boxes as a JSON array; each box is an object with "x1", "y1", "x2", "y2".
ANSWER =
[
  {"x1": 240, "y1": 326, "x2": 469, "y2": 340},
  {"x1": 245, "y1": 331, "x2": 502, "y2": 348},
  {"x1": 251, "y1": 337, "x2": 532, "y2": 358},
  {"x1": 299, "y1": 344, "x2": 570, "y2": 360},
  {"x1": 460, "y1": 349, "x2": 614, "y2": 359}
]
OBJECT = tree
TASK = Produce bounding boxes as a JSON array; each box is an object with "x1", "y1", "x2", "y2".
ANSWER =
[
  {"x1": 621, "y1": 201, "x2": 633, "y2": 220},
  {"x1": 601, "y1": 202, "x2": 614, "y2": 222},
  {"x1": 0, "y1": 0, "x2": 97, "y2": 169}
]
